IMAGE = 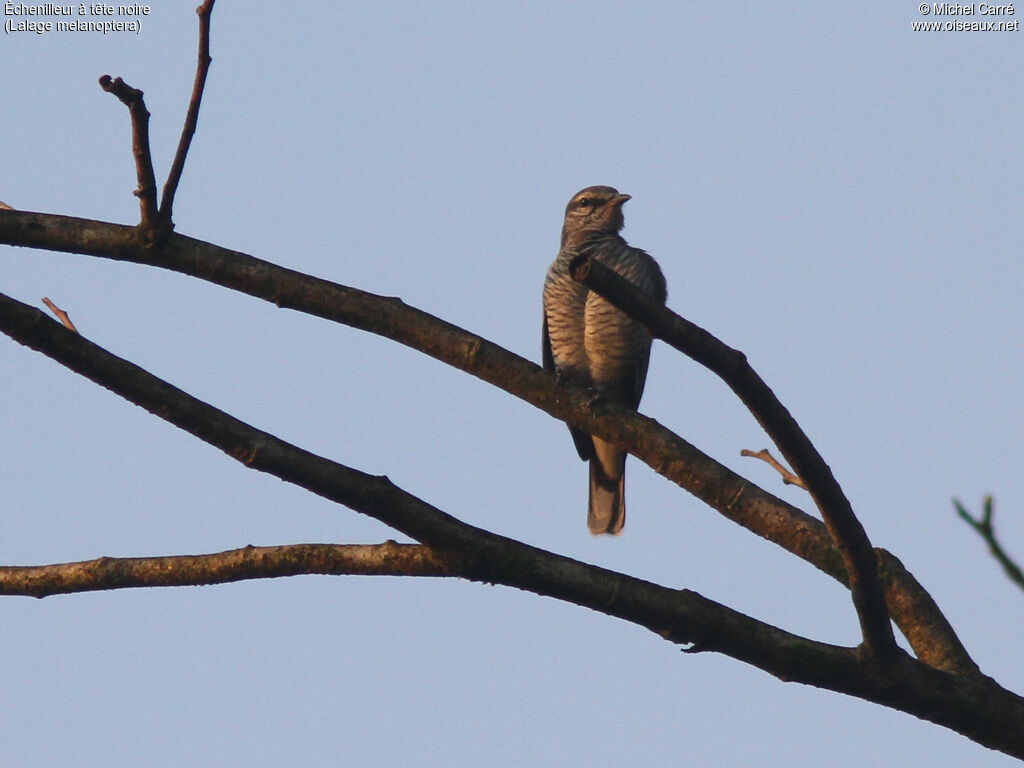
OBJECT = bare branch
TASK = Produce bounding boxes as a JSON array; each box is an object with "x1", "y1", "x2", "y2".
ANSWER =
[
  {"x1": 955, "y1": 496, "x2": 1024, "y2": 590},
  {"x1": 158, "y1": 0, "x2": 216, "y2": 227},
  {"x1": 3, "y1": 5, "x2": 1017, "y2": 753},
  {"x1": 742, "y1": 448, "x2": 807, "y2": 490},
  {"x1": 97, "y1": 75, "x2": 160, "y2": 232},
  {"x1": 0, "y1": 288, "x2": 841, "y2": 639},
  {"x1": 569, "y1": 254, "x2": 898, "y2": 664},
  {"x1": 0, "y1": 209, "x2": 976, "y2": 675},
  {"x1": 41, "y1": 297, "x2": 78, "y2": 333},
  {"x1": 0, "y1": 542, "x2": 456, "y2": 598},
  {"x1": 0, "y1": 286, "x2": 1022, "y2": 756}
]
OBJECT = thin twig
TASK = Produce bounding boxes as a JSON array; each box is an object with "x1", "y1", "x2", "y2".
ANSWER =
[
  {"x1": 158, "y1": 0, "x2": 216, "y2": 227},
  {"x1": 954, "y1": 496, "x2": 1024, "y2": 591},
  {"x1": 741, "y1": 448, "x2": 807, "y2": 490},
  {"x1": 41, "y1": 297, "x2": 78, "y2": 333},
  {"x1": 570, "y1": 254, "x2": 899, "y2": 664},
  {"x1": 98, "y1": 75, "x2": 160, "y2": 232}
]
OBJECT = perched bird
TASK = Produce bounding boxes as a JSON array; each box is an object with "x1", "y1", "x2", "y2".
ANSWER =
[{"x1": 542, "y1": 186, "x2": 667, "y2": 535}]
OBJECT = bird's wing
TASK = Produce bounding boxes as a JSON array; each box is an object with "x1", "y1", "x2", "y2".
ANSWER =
[
  {"x1": 624, "y1": 246, "x2": 665, "y2": 409},
  {"x1": 543, "y1": 311, "x2": 595, "y2": 462},
  {"x1": 627, "y1": 344, "x2": 653, "y2": 411},
  {"x1": 541, "y1": 312, "x2": 554, "y2": 372}
]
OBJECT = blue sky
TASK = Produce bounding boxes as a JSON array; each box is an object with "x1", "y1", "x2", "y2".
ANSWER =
[{"x1": 2, "y1": 3, "x2": 1023, "y2": 766}]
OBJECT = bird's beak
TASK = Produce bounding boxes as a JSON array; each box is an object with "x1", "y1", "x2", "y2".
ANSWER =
[{"x1": 611, "y1": 194, "x2": 631, "y2": 207}]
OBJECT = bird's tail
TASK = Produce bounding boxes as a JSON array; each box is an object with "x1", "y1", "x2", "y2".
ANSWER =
[{"x1": 588, "y1": 438, "x2": 627, "y2": 535}]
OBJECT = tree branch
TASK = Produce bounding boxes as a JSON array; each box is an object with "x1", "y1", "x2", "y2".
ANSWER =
[
  {"x1": 98, "y1": 2, "x2": 215, "y2": 236},
  {"x1": 955, "y1": 496, "x2": 1024, "y2": 591},
  {"x1": 0, "y1": 208, "x2": 975, "y2": 675},
  {"x1": 98, "y1": 76, "x2": 160, "y2": 232},
  {"x1": 0, "y1": 286, "x2": 1021, "y2": 757},
  {"x1": 741, "y1": 448, "x2": 808, "y2": 490},
  {"x1": 569, "y1": 254, "x2": 898, "y2": 664},
  {"x1": 41, "y1": 297, "x2": 79, "y2": 333},
  {"x1": 158, "y1": 0, "x2": 216, "y2": 227},
  {"x1": 0, "y1": 542, "x2": 455, "y2": 598},
  {"x1": 4, "y1": 5, "x2": 1016, "y2": 754}
]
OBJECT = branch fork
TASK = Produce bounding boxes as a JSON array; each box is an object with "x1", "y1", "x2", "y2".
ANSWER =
[
  {"x1": 569, "y1": 254, "x2": 898, "y2": 664},
  {"x1": 99, "y1": 0, "x2": 216, "y2": 242}
]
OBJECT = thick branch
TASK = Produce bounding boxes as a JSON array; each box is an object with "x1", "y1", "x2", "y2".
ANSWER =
[
  {"x1": 98, "y1": 76, "x2": 160, "y2": 231},
  {"x1": 0, "y1": 209, "x2": 974, "y2": 675},
  {"x1": 0, "y1": 289, "x2": 847, "y2": 638},
  {"x1": 570, "y1": 254, "x2": 897, "y2": 663},
  {"x1": 0, "y1": 288, "x2": 1021, "y2": 756},
  {"x1": 158, "y1": 0, "x2": 216, "y2": 227},
  {"x1": 0, "y1": 543, "x2": 455, "y2": 598}
]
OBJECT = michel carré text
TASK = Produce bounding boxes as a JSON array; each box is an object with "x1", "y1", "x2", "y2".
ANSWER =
[{"x1": 930, "y1": 2, "x2": 1016, "y2": 13}]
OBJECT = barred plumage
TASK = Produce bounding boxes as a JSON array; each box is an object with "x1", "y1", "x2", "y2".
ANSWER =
[{"x1": 542, "y1": 186, "x2": 666, "y2": 534}]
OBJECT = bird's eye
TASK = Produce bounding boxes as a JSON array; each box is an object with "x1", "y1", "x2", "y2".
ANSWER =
[{"x1": 577, "y1": 197, "x2": 592, "y2": 208}]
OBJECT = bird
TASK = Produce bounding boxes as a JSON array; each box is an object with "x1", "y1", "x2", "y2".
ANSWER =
[{"x1": 542, "y1": 186, "x2": 667, "y2": 535}]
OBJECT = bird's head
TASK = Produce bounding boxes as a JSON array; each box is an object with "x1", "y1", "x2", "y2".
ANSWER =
[{"x1": 561, "y1": 185, "x2": 631, "y2": 247}]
